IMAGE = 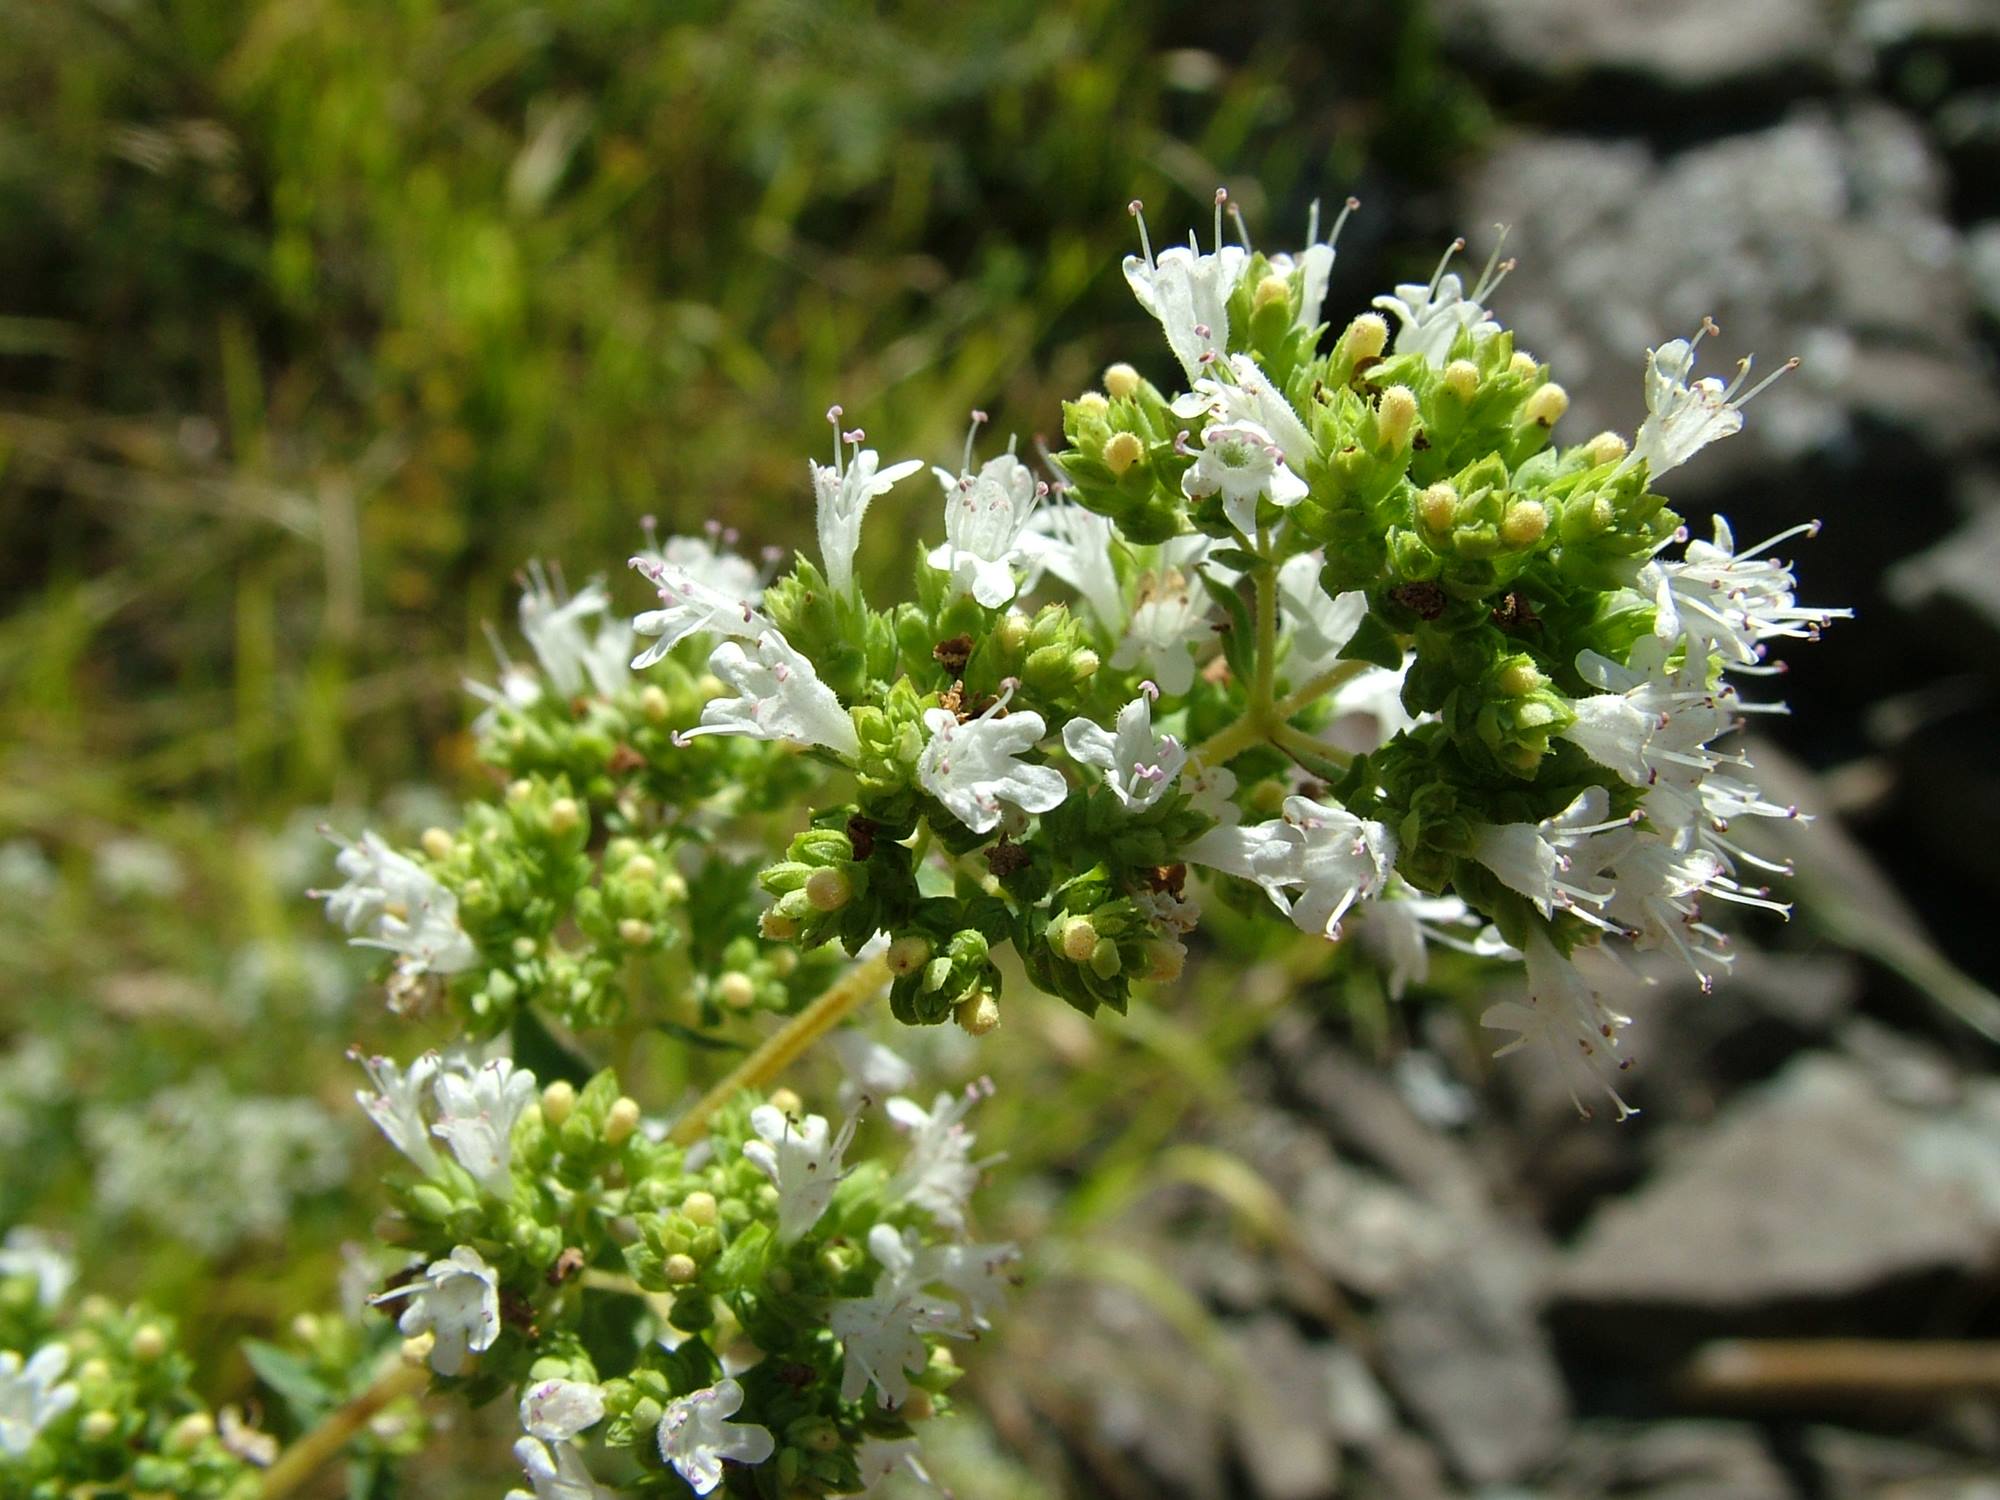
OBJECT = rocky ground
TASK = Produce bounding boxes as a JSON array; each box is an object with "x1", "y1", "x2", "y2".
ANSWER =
[{"x1": 969, "y1": 4, "x2": 2000, "y2": 1495}]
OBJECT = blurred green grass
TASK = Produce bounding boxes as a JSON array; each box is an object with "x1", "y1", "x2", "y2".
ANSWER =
[{"x1": 0, "y1": 1, "x2": 1485, "y2": 1491}]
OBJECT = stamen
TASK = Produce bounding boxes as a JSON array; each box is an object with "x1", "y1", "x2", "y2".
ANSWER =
[
  {"x1": 1213, "y1": 187, "x2": 1228, "y2": 253},
  {"x1": 1326, "y1": 195, "x2": 1360, "y2": 249},
  {"x1": 1128, "y1": 199, "x2": 1154, "y2": 268},
  {"x1": 826, "y1": 405, "x2": 845, "y2": 473},
  {"x1": 1227, "y1": 199, "x2": 1253, "y2": 252},
  {"x1": 1472, "y1": 224, "x2": 1512, "y2": 301},
  {"x1": 963, "y1": 410, "x2": 988, "y2": 473},
  {"x1": 1692, "y1": 315, "x2": 1721, "y2": 350},
  {"x1": 1427, "y1": 237, "x2": 1466, "y2": 297}
]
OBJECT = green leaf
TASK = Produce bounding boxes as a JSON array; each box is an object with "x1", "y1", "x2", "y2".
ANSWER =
[
  {"x1": 1338, "y1": 610, "x2": 1405, "y2": 670},
  {"x1": 243, "y1": 1338, "x2": 333, "y2": 1426},
  {"x1": 511, "y1": 1005, "x2": 595, "y2": 1089},
  {"x1": 1200, "y1": 572, "x2": 1256, "y2": 684}
]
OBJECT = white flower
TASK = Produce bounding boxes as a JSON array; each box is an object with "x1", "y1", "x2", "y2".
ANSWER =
[
  {"x1": 0, "y1": 1345, "x2": 77, "y2": 1456},
  {"x1": 1181, "y1": 420, "x2": 1308, "y2": 539},
  {"x1": 1371, "y1": 236, "x2": 1510, "y2": 367},
  {"x1": 1596, "y1": 831, "x2": 1734, "y2": 990},
  {"x1": 520, "y1": 1379, "x2": 606, "y2": 1444},
  {"x1": 1029, "y1": 504, "x2": 1126, "y2": 635},
  {"x1": 831, "y1": 1224, "x2": 1018, "y2": 1408},
  {"x1": 1481, "y1": 929, "x2": 1638, "y2": 1121},
  {"x1": 1062, "y1": 692, "x2": 1186, "y2": 811},
  {"x1": 741, "y1": 1104, "x2": 857, "y2": 1243},
  {"x1": 812, "y1": 412, "x2": 924, "y2": 599},
  {"x1": 1171, "y1": 352, "x2": 1314, "y2": 472},
  {"x1": 1276, "y1": 551, "x2": 1366, "y2": 683},
  {"x1": 316, "y1": 830, "x2": 477, "y2": 978},
  {"x1": 1182, "y1": 758, "x2": 1239, "y2": 827},
  {"x1": 917, "y1": 697, "x2": 1067, "y2": 835},
  {"x1": 0, "y1": 1229, "x2": 75, "y2": 1310},
  {"x1": 370, "y1": 1245, "x2": 501, "y2": 1376},
  {"x1": 1186, "y1": 796, "x2": 1395, "y2": 939},
  {"x1": 1467, "y1": 787, "x2": 1628, "y2": 928},
  {"x1": 629, "y1": 550, "x2": 773, "y2": 669},
  {"x1": 1261, "y1": 196, "x2": 1359, "y2": 334},
  {"x1": 1644, "y1": 516, "x2": 1848, "y2": 672},
  {"x1": 852, "y1": 1436, "x2": 935, "y2": 1495},
  {"x1": 829, "y1": 1031, "x2": 916, "y2": 1113},
  {"x1": 1561, "y1": 639, "x2": 1748, "y2": 839},
  {"x1": 1627, "y1": 322, "x2": 1794, "y2": 480},
  {"x1": 684, "y1": 630, "x2": 860, "y2": 759},
  {"x1": 350, "y1": 1048, "x2": 444, "y2": 1177},
  {"x1": 885, "y1": 1078, "x2": 996, "y2": 1232},
  {"x1": 1356, "y1": 889, "x2": 1509, "y2": 1000},
  {"x1": 927, "y1": 429, "x2": 1045, "y2": 609},
  {"x1": 1110, "y1": 568, "x2": 1214, "y2": 696},
  {"x1": 431, "y1": 1057, "x2": 538, "y2": 1197},
  {"x1": 507, "y1": 1435, "x2": 619, "y2": 1500},
  {"x1": 516, "y1": 562, "x2": 630, "y2": 700},
  {"x1": 647, "y1": 530, "x2": 766, "y2": 606},
  {"x1": 1123, "y1": 195, "x2": 1249, "y2": 383},
  {"x1": 217, "y1": 1405, "x2": 279, "y2": 1467},
  {"x1": 657, "y1": 1379, "x2": 776, "y2": 1496}
]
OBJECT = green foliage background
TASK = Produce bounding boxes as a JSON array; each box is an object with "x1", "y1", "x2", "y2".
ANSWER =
[{"x1": 0, "y1": 2, "x2": 1483, "y2": 1493}]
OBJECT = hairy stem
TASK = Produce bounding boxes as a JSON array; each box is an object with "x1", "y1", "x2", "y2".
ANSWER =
[
  {"x1": 1273, "y1": 658, "x2": 1372, "y2": 719},
  {"x1": 668, "y1": 955, "x2": 893, "y2": 1146},
  {"x1": 260, "y1": 1360, "x2": 428, "y2": 1500}
]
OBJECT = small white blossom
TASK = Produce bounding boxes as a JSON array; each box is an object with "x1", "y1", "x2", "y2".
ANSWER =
[
  {"x1": 829, "y1": 1031, "x2": 916, "y2": 1113},
  {"x1": 516, "y1": 562, "x2": 630, "y2": 700},
  {"x1": 1627, "y1": 322, "x2": 1794, "y2": 480},
  {"x1": 629, "y1": 550, "x2": 773, "y2": 669},
  {"x1": 1276, "y1": 552, "x2": 1367, "y2": 683},
  {"x1": 1122, "y1": 195, "x2": 1249, "y2": 384},
  {"x1": 351, "y1": 1048, "x2": 444, "y2": 1177},
  {"x1": 1356, "y1": 889, "x2": 1510, "y2": 999},
  {"x1": 1481, "y1": 930, "x2": 1638, "y2": 1121},
  {"x1": 370, "y1": 1245, "x2": 501, "y2": 1376},
  {"x1": 1029, "y1": 504, "x2": 1126, "y2": 634},
  {"x1": 1644, "y1": 516, "x2": 1848, "y2": 672},
  {"x1": 853, "y1": 1436, "x2": 935, "y2": 1494},
  {"x1": 917, "y1": 696, "x2": 1067, "y2": 835},
  {"x1": 507, "y1": 1436, "x2": 619, "y2": 1500},
  {"x1": 1171, "y1": 352, "x2": 1315, "y2": 470},
  {"x1": 1467, "y1": 787, "x2": 1628, "y2": 929},
  {"x1": 431, "y1": 1057, "x2": 538, "y2": 1197},
  {"x1": 519, "y1": 1379, "x2": 607, "y2": 1444},
  {"x1": 885, "y1": 1078, "x2": 996, "y2": 1232},
  {"x1": 685, "y1": 630, "x2": 860, "y2": 759},
  {"x1": 831, "y1": 1224, "x2": 1018, "y2": 1409},
  {"x1": 1181, "y1": 420, "x2": 1308, "y2": 540},
  {"x1": 217, "y1": 1405, "x2": 279, "y2": 1467},
  {"x1": 1062, "y1": 692, "x2": 1186, "y2": 811},
  {"x1": 1261, "y1": 196, "x2": 1358, "y2": 334},
  {"x1": 0, "y1": 1229, "x2": 75, "y2": 1310},
  {"x1": 1596, "y1": 831, "x2": 1735, "y2": 990},
  {"x1": 1110, "y1": 568, "x2": 1214, "y2": 696},
  {"x1": 813, "y1": 412, "x2": 924, "y2": 599},
  {"x1": 1182, "y1": 758, "x2": 1239, "y2": 827},
  {"x1": 657, "y1": 1379, "x2": 776, "y2": 1496},
  {"x1": 0, "y1": 1345, "x2": 77, "y2": 1456},
  {"x1": 316, "y1": 830, "x2": 476, "y2": 979},
  {"x1": 1371, "y1": 236, "x2": 1510, "y2": 367},
  {"x1": 742, "y1": 1104, "x2": 857, "y2": 1243},
  {"x1": 928, "y1": 426, "x2": 1045, "y2": 609},
  {"x1": 1281, "y1": 796, "x2": 1398, "y2": 939}
]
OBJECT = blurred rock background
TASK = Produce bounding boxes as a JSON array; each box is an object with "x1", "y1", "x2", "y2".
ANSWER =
[{"x1": 2, "y1": 1, "x2": 1998, "y2": 1496}]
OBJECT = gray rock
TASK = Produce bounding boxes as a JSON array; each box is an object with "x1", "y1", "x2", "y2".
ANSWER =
[
  {"x1": 1969, "y1": 222, "x2": 2000, "y2": 325},
  {"x1": 1888, "y1": 502, "x2": 2000, "y2": 641},
  {"x1": 1462, "y1": 107, "x2": 1998, "y2": 499},
  {"x1": 1558, "y1": 1055, "x2": 2000, "y2": 1312},
  {"x1": 1807, "y1": 1424, "x2": 2000, "y2": 1499},
  {"x1": 1224, "y1": 1316, "x2": 1341, "y2": 1500},
  {"x1": 1854, "y1": 0, "x2": 2000, "y2": 50},
  {"x1": 1559, "y1": 1421, "x2": 1795, "y2": 1500},
  {"x1": 1438, "y1": 0, "x2": 1841, "y2": 95}
]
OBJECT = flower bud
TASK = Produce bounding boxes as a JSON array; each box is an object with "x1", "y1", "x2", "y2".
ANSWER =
[
  {"x1": 1523, "y1": 382, "x2": 1569, "y2": 427},
  {"x1": 901, "y1": 1389, "x2": 936, "y2": 1421},
  {"x1": 955, "y1": 992, "x2": 1001, "y2": 1036},
  {"x1": 1417, "y1": 482, "x2": 1458, "y2": 535},
  {"x1": 1073, "y1": 648, "x2": 1101, "y2": 679},
  {"x1": 995, "y1": 611, "x2": 1031, "y2": 653},
  {"x1": 167, "y1": 1413, "x2": 214, "y2": 1453},
  {"x1": 1441, "y1": 360, "x2": 1479, "y2": 401},
  {"x1": 663, "y1": 1253, "x2": 699, "y2": 1284},
  {"x1": 1509, "y1": 351, "x2": 1540, "y2": 380},
  {"x1": 1498, "y1": 661, "x2": 1546, "y2": 696},
  {"x1": 623, "y1": 853, "x2": 659, "y2": 883},
  {"x1": 1585, "y1": 430, "x2": 1628, "y2": 467},
  {"x1": 759, "y1": 909, "x2": 800, "y2": 941},
  {"x1": 765, "y1": 945, "x2": 796, "y2": 977},
  {"x1": 78, "y1": 1358, "x2": 111, "y2": 1385},
  {"x1": 1089, "y1": 937, "x2": 1122, "y2": 980},
  {"x1": 1057, "y1": 916, "x2": 1098, "y2": 964},
  {"x1": 1345, "y1": 312, "x2": 1389, "y2": 362},
  {"x1": 1073, "y1": 391, "x2": 1110, "y2": 419},
  {"x1": 1376, "y1": 386, "x2": 1418, "y2": 449},
  {"x1": 512, "y1": 935, "x2": 537, "y2": 960},
  {"x1": 290, "y1": 1313, "x2": 321, "y2": 1344},
  {"x1": 506, "y1": 779, "x2": 534, "y2": 804},
  {"x1": 618, "y1": 917, "x2": 655, "y2": 946},
  {"x1": 420, "y1": 827, "x2": 454, "y2": 861},
  {"x1": 886, "y1": 935, "x2": 932, "y2": 976},
  {"x1": 546, "y1": 797, "x2": 582, "y2": 837},
  {"x1": 541, "y1": 1080, "x2": 576, "y2": 1127},
  {"x1": 81, "y1": 1410, "x2": 119, "y2": 1443},
  {"x1": 1144, "y1": 940, "x2": 1186, "y2": 983},
  {"x1": 716, "y1": 971, "x2": 757, "y2": 1010},
  {"x1": 400, "y1": 1332, "x2": 436, "y2": 1368},
  {"x1": 804, "y1": 867, "x2": 852, "y2": 913},
  {"x1": 1500, "y1": 500, "x2": 1548, "y2": 548},
  {"x1": 1104, "y1": 362, "x2": 1142, "y2": 401},
  {"x1": 660, "y1": 871, "x2": 689, "y2": 903},
  {"x1": 604, "y1": 1096, "x2": 642, "y2": 1146},
  {"x1": 681, "y1": 1190, "x2": 719, "y2": 1226},
  {"x1": 1253, "y1": 275, "x2": 1291, "y2": 310},
  {"x1": 1103, "y1": 431, "x2": 1144, "y2": 477},
  {"x1": 640, "y1": 684, "x2": 670, "y2": 721},
  {"x1": 768, "y1": 1087, "x2": 804, "y2": 1118}
]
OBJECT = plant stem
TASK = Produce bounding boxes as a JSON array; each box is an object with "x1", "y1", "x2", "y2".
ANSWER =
[
  {"x1": 668, "y1": 955, "x2": 893, "y2": 1146},
  {"x1": 1273, "y1": 659, "x2": 1371, "y2": 718},
  {"x1": 259, "y1": 1360, "x2": 428, "y2": 1500},
  {"x1": 1251, "y1": 546, "x2": 1278, "y2": 710}
]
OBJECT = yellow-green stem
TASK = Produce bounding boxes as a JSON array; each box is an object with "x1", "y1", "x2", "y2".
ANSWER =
[
  {"x1": 1274, "y1": 659, "x2": 1372, "y2": 718},
  {"x1": 260, "y1": 1360, "x2": 428, "y2": 1500},
  {"x1": 668, "y1": 955, "x2": 892, "y2": 1146}
]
